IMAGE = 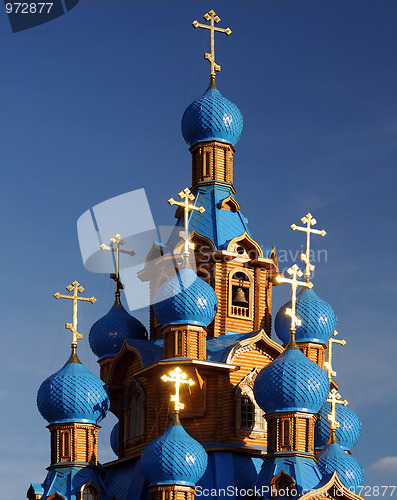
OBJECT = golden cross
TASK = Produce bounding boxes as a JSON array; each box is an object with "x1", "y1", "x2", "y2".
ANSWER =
[
  {"x1": 192, "y1": 10, "x2": 232, "y2": 85},
  {"x1": 54, "y1": 281, "x2": 96, "y2": 348},
  {"x1": 161, "y1": 367, "x2": 195, "y2": 412},
  {"x1": 168, "y1": 188, "x2": 205, "y2": 261},
  {"x1": 324, "y1": 330, "x2": 346, "y2": 380},
  {"x1": 291, "y1": 213, "x2": 326, "y2": 282},
  {"x1": 327, "y1": 388, "x2": 348, "y2": 431},
  {"x1": 100, "y1": 234, "x2": 135, "y2": 292},
  {"x1": 275, "y1": 264, "x2": 313, "y2": 331}
]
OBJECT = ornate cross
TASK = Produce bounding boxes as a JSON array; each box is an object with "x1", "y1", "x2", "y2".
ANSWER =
[
  {"x1": 275, "y1": 264, "x2": 313, "y2": 331},
  {"x1": 100, "y1": 234, "x2": 135, "y2": 293},
  {"x1": 168, "y1": 188, "x2": 205, "y2": 261},
  {"x1": 327, "y1": 388, "x2": 348, "y2": 431},
  {"x1": 161, "y1": 367, "x2": 195, "y2": 412},
  {"x1": 54, "y1": 281, "x2": 96, "y2": 347},
  {"x1": 291, "y1": 213, "x2": 326, "y2": 282},
  {"x1": 324, "y1": 330, "x2": 346, "y2": 380},
  {"x1": 192, "y1": 10, "x2": 231, "y2": 85}
]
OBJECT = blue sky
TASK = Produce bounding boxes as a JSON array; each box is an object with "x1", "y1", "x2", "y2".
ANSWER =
[{"x1": 0, "y1": 1, "x2": 396, "y2": 499}]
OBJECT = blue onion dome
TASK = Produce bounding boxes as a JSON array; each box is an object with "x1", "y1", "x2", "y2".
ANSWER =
[
  {"x1": 275, "y1": 288, "x2": 337, "y2": 345},
  {"x1": 37, "y1": 350, "x2": 110, "y2": 425},
  {"x1": 89, "y1": 296, "x2": 147, "y2": 359},
  {"x1": 315, "y1": 403, "x2": 362, "y2": 451},
  {"x1": 317, "y1": 438, "x2": 364, "y2": 491},
  {"x1": 141, "y1": 414, "x2": 208, "y2": 486},
  {"x1": 181, "y1": 87, "x2": 243, "y2": 147},
  {"x1": 110, "y1": 422, "x2": 118, "y2": 455},
  {"x1": 153, "y1": 268, "x2": 218, "y2": 328},
  {"x1": 253, "y1": 347, "x2": 330, "y2": 414}
]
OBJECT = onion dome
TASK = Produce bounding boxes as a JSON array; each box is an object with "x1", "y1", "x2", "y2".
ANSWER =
[
  {"x1": 275, "y1": 288, "x2": 337, "y2": 345},
  {"x1": 89, "y1": 297, "x2": 147, "y2": 359},
  {"x1": 315, "y1": 403, "x2": 362, "y2": 451},
  {"x1": 37, "y1": 351, "x2": 110, "y2": 425},
  {"x1": 141, "y1": 414, "x2": 208, "y2": 486},
  {"x1": 181, "y1": 87, "x2": 243, "y2": 147},
  {"x1": 317, "y1": 439, "x2": 364, "y2": 491},
  {"x1": 110, "y1": 422, "x2": 118, "y2": 455},
  {"x1": 153, "y1": 268, "x2": 218, "y2": 328},
  {"x1": 253, "y1": 347, "x2": 329, "y2": 414}
]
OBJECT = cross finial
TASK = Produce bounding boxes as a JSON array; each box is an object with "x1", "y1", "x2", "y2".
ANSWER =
[
  {"x1": 275, "y1": 265, "x2": 313, "y2": 340},
  {"x1": 100, "y1": 234, "x2": 135, "y2": 299},
  {"x1": 161, "y1": 367, "x2": 195, "y2": 412},
  {"x1": 192, "y1": 10, "x2": 232, "y2": 87},
  {"x1": 327, "y1": 388, "x2": 348, "y2": 432},
  {"x1": 53, "y1": 281, "x2": 96, "y2": 348},
  {"x1": 291, "y1": 213, "x2": 326, "y2": 283},
  {"x1": 168, "y1": 188, "x2": 205, "y2": 265},
  {"x1": 324, "y1": 330, "x2": 346, "y2": 380}
]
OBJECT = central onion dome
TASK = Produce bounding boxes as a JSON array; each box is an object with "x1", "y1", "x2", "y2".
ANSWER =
[
  {"x1": 37, "y1": 354, "x2": 110, "y2": 425},
  {"x1": 275, "y1": 288, "x2": 337, "y2": 345},
  {"x1": 315, "y1": 403, "x2": 362, "y2": 451},
  {"x1": 89, "y1": 298, "x2": 147, "y2": 359},
  {"x1": 141, "y1": 415, "x2": 208, "y2": 486},
  {"x1": 181, "y1": 87, "x2": 243, "y2": 147},
  {"x1": 317, "y1": 439, "x2": 364, "y2": 491},
  {"x1": 153, "y1": 268, "x2": 218, "y2": 328},
  {"x1": 253, "y1": 348, "x2": 330, "y2": 414}
]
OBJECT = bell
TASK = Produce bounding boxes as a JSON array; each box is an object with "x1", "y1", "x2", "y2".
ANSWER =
[{"x1": 232, "y1": 287, "x2": 248, "y2": 307}]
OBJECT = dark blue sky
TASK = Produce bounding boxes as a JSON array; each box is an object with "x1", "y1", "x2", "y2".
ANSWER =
[{"x1": 1, "y1": 2, "x2": 396, "y2": 499}]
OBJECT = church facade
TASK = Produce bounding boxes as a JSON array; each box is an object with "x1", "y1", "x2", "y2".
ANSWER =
[{"x1": 28, "y1": 10, "x2": 364, "y2": 500}]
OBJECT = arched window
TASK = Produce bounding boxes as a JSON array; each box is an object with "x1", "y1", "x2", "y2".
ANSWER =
[
  {"x1": 236, "y1": 369, "x2": 266, "y2": 434},
  {"x1": 281, "y1": 419, "x2": 290, "y2": 450},
  {"x1": 61, "y1": 431, "x2": 70, "y2": 458},
  {"x1": 80, "y1": 483, "x2": 100, "y2": 500},
  {"x1": 176, "y1": 330, "x2": 183, "y2": 356},
  {"x1": 228, "y1": 270, "x2": 253, "y2": 319},
  {"x1": 124, "y1": 378, "x2": 145, "y2": 446},
  {"x1": 270, "y1": 471, "x2": 295, "y2": 498}
]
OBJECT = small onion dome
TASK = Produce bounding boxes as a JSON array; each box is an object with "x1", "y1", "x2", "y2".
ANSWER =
[
  {"x1": 315, "y1": 403, "x2": 362, "y2": 451},
  {"x1": 110, "y1": 422, "x2": 118, "y2": 455},
  {"x1": 37, "y1": 353, "x2": 109, "y2": 425},
  {"x1": 253, "y1": 348, "x2": 329, "y2": 414},
  {"x1": 275, "y1": 288, "x2": 337, "y2": 345},
  {"x1": 153, "y1": 268, "x2": 218, "y2": 328},
  {"x1": 141, "y1": 414, "x2": 208, "y2": 487},
  {"x1": 181, "y1": 88, "x2": 243, "y2": 147},
  {"x1": 317, "y1": 441, "x2": 364, "y2": 491},
  {"x1": 89, "y1": 300, "x2": 147, "y2": 359}
]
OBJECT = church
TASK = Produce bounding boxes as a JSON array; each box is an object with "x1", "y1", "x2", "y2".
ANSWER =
[{"x1": 28, "y1": 10, "x2": 364, "y2": 500}]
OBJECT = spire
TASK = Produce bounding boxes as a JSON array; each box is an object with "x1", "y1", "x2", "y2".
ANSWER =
[
  {"x1": 192, "y1": 9, "x2": 231, "y2": 88},
  {"x1": 161, "y1": 366, "x2": 195, "y2": 413},
  {"x1": 100, "y1": 233, "x2": 135, "y2": 304},
  {"x1": 324, "y1": 330, "x2": 347, "y2": 380},
  {"x1": 290, "y1": 213, "x2": 326, "y2": 283},
  {"x1": 168, "y1": 187, "x2": 205, "y2": 266},
  {"x1": 53, "y1": 280, "x2": 96, "y2": 355},
  {"x1": 275, "y1": 264, "x2": 313, "y2": 348}
]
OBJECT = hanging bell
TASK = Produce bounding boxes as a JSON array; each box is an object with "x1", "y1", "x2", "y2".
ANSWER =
[{"x1": 232, "y1": 287, "x2": 248, "y2": 307}]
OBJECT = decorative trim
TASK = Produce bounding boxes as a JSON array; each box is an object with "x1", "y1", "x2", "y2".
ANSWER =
[
  {"x1": 226, "y1": 329, "x2": 284, "y2": 364},
  {"x1": 300, "y1": 471, "x2": 364, "y2": 499}
]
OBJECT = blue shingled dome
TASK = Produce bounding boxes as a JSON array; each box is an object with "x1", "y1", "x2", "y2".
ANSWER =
[
  {"x1": 153, "y1": 268, "x2": 218, "y2": 328},
  {"x1": 141, "y1": 419, "x2": 208, "y2": 486},
  {"x1": 181, "y1": 88, "x2": 243, "y2": 147},
  {"x1": 37, "y1": 358, "x2": 110, "y2": 425},
  {"x1": 253, "y1": 348, "x2": 330, "y2": 414},
  {"x1": 315, "y1": 402, "x2": 362, "y2": 451},
  {"x1": 89, "y1": 301, "x2": 147, "y2": 359},
  {"x1": 275, "y1": 288, "x2": 337, "y2": 345},
  {"x1": 110, "y1": 422, "x2": 119, "y2": 455},
  {"x1": 317, "y1": 442, "x2": 364, "y2": 491}
]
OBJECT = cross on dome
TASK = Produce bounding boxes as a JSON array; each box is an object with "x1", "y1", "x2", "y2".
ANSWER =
[
  {"x1": 275, "y1": 264, "x2": 313, "y2": 334},
  {"x1": 168, "y1": 188, "x2": 205, "y2": 264},
  {"x1": 327, "y1": 388, "x2": 348, "y2": 432},
  {"x1": 161, "y1": 367, "x2": 195, "y2": 412},
  {"x1": 324, "y1": 330, "x2": 347, "y2": 380},
  {"x1": 192, "y1": 10, "x2": 231, "y2": 87},
  {"x1": 100, "y1": 233, "x2": 135, "y2": 295},
  {"x1": 53, "y1": 281, "x2": 96, "y2": 348},
  {"x1": 291, "y1": 213, "x2": 326, "y2": 283}
]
